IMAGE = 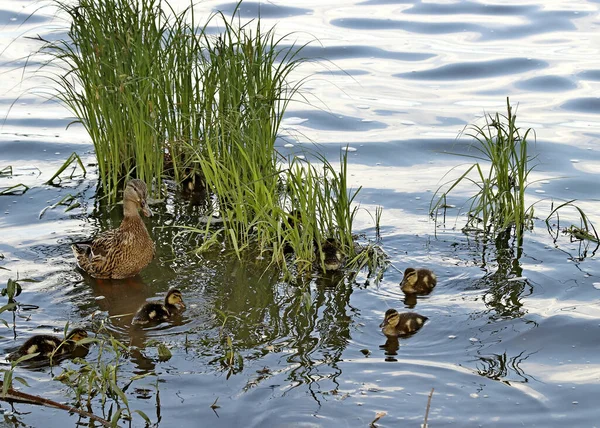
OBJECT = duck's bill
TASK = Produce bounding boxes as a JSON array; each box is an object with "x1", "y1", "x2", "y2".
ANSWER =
[
  {"x1": 142, "y1": 201, "x2": 153, "y2": 217},
  {"x1": 379, "y1": 320, "x2": 387, "y2": 328},
  {"x1": 176, "y1": 302, "x2": 186, "y2": 311}
]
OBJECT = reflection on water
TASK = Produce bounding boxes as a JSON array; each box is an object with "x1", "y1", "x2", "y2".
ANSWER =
[
  {"x1": 466, "y1": 230, "x2": 533, "y2": 320},
  {"x1": 2, "y1": 0, "x2": 600, "y2": 426},
  {"x1": 475, "y1": 350, "x2": 536, "y2": 385}
]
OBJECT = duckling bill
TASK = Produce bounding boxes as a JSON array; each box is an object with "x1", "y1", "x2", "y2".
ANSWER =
[
  {"x1": 132, "y1": 289, "x2": 186, "y2": 326},
  {"x1": 400, "y1": 267, "x2": 437, "y2": 294},
  {"x1": 72, "y1": 179, "x2": 155, "y2": 279},
  {"x1": 380, "y1": 309, "x2": 428, "y2": 337},
  {"x1": 8, "y1": 328, "x2": 89, "y2": 362}
]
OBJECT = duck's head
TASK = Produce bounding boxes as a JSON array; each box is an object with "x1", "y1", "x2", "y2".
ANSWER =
[
  {"x1": 165, "y1": 289, "x2": 186, "y2": 312},
  {"x1": 379, "y1": 309, "x2": 400, "y2": 329},
  {"x1": 67, "y1": 328, "x2": 89, "y2": 343},
  {"x1": 124, "y1": 179, "x2": 152, "y2": 217},
  {"x1": 400, "y1": 267, "x2": 418, "y2": 293}
]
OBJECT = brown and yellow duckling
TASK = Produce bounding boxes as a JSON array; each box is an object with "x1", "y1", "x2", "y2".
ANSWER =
[
  {"x1": 8, "y1": 328, "x2": 89, "y2": 362},
  {"x1": 400, "y1": 267, "x2": 437, "y2": 294},
  {"x1": 380, "y1": 309, "x2": 428, "y2": 337},
  {"x1": 318, "y1": 238, "x2": 344, "y2": 271},
  {"x1": 132, "y1": 289, "x2": 186, "y2": 326},
  {"x1": 72, "y1": 179, "x2": 155, "y2": 279}
]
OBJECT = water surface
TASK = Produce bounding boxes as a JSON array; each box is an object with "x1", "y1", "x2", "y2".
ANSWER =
[{"x1": 1, "y1": 0, "x2": 600, "y2": 426}]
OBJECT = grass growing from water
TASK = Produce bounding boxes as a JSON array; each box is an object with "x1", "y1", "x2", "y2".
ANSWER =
[
  {"x1": 431, "y1": 97, "x2": 598, "y2": 244},
  {"x1": 38, "y1": 0, "x2": 384, "y2": 274},
  {"x1": 431, "y1": 98, "x2": 534, "y2": 241}
]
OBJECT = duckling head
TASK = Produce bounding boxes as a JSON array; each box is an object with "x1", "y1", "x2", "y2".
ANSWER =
[
  {"x1": 322, "y1": 238, "x2": 343, "y2": 271},
  {"x1": 124, "y1": 179, "x2": 152, "y2": 217},
  {"x1": 166, "y1": 288, "x2": 186, "y2": 312},
  {"x1": 399, "y1": 267, "x2": 418, "y2": 293},
  {"x1": 379, "y1": 308, "x2": 400, "y2": 335},
  {"x1": 67, "y1": 328, "x2": 89, "y2": 343}
]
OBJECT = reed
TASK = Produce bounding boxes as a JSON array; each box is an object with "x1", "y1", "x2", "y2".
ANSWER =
[
  {"x1": 431, "y1": 98, "x2": 598, "y2": 245},
  {"x1": 41, "y1": 0, "x2": 381, "y2": 272},
  {"x1": 431, "y1": 98, "x2": 535, "y2": 240}
]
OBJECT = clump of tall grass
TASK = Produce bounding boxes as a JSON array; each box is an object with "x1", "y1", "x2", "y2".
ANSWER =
[
  {"x1": 41, "y1": 0, "x2": 307, "y2": 203},
  {"x1": 40, "y1": 0, "x2": 384, "y2": 273},
  {"x1": 431, "y1": 98, "x2": 598, "y2": 245},
  {"x1": 43, "y1": 0, "x2": 170, "y2": 201},
  {"x1": 431, "y1": 98, "x2": 534, "y2": 241}
]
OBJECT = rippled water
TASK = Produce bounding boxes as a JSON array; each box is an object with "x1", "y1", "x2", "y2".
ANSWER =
[{"x1": 1, "y1": 0, "x2": 600, "y2": 426}]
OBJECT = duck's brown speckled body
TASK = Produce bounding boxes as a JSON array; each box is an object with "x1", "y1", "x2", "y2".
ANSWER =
[
  {"x1": 132, "y1": 289, "x2": 186, "y2": 326},
  {"x1": 72, "y1": 179, "x2": 155, "y2": 279},
  {"x1": 380, "y1": 309, "x2": 428, "y2": 337},
  {"x1": 8, "y1": 328, "x2": 88, "y2": 361},
  {"x1": 400, "y1": 267, "x2": 437, "y2": 294}
]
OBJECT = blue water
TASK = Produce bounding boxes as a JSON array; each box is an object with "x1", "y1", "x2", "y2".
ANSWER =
[{"x1": 1, "y1": 0, "x2": 600, "y2": 426}]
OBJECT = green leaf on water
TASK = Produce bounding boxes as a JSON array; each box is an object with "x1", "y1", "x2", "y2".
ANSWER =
[
  {"x1": 133, "y1": 409, "x2": 151, "y2": 425},
  {"x1": 157, "y1": 344, "x2": 172, "y2": 362},
  {"x1": 13, "y1": 376, "x2": 30, "y2": 387}
]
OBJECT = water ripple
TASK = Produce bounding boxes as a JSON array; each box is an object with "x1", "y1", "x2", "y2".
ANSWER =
[
  {"x1": 516, "y1": 75, "x2": 578, "y2": 92},
  {"x1": 395, "y1": 58, "x2": 547, "y2": 81},
  {"x1": 561, "y1": 97, "x2": 600, "y2": 114},
  {"x1": 213, "y1": 2, "x2": 311, "y2": 18}
]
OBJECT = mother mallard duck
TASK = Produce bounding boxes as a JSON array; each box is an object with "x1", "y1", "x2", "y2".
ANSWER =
[{"x1": 72, "y1": 179, "x2": 155, "y2": 279}]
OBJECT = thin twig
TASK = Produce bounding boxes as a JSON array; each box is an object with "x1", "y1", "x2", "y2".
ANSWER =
[
  {"x1": 423, "y1": 387, "x2": 434, "y2": 428},
  {"x1": 0, "y1": 383, "x2": 110, "y2": 427}
]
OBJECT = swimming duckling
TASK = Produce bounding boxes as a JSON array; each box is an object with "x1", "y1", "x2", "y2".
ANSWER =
[
  {"x1": 380, "y1": 309, "x2": 428, "y2": 337},
  {"x1": 318, "y1": 238, "x2": 343, "y2": 271},
  {"x1": 8, "y1": 328, "x2": 89, "y2": 362},
  {"x1": 400, "y1": 267, "x2": 437, "y2": 294},
  {"x1": 72, "y1": 179, "x2": 155, "y2": 279},
  {"x1": 132, "y1": 289, "x2": 186, "y2": 326}
]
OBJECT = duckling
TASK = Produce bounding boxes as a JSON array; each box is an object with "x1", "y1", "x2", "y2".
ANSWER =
[
  {"x1": 318, "y1": 238, "x2": 344, "y2": 271},
  {"x1": 400, "y1": 267, "x2": 437, "y2": 294},
  {"x1": 132, "y1": 289, "x2": 186, "y2": 326},
  {"x1": 8, "y1": 328, "x2": 89, "y2": 362},
  {"x1": 72, "y1": 179, "x2": 155, "y2": 279},
  {"x1": 380, "y1": 309, "x2": 428, "y2": 337}
]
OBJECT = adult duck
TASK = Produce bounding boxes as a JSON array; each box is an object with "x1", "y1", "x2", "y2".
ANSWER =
[{"x1": 72, "y1": 179, "x2": 155, "y2": 279}]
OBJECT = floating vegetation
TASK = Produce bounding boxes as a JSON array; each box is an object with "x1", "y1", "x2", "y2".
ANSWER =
[
  {"x1": 55, "y1": 324, "x2": 153, "y2": 426},
  {"x1": 0, "y1": 183, "x2": 29, "y2": 195},
  {"x1": 45, "y1": 152, "x2": 86, "y2": 185},
  {"x1": 39, "y1": 193, "x2": 81, "y2": 218}
]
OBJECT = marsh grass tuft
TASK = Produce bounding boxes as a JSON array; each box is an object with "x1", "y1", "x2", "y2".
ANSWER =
[
  {"x1": 39, "y1": 0, "x2": 383, "y2": 274},
  {"x1": 431, "y1": 98, "x2": 535, "y2": 240},
  {"x1": 431, "y1": 98, "x2": 598, "y2": 246}
]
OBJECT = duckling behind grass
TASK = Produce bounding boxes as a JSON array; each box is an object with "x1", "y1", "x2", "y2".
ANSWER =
[{"x1": 8, "y1": 328, "x2": 89, "y2": 362}]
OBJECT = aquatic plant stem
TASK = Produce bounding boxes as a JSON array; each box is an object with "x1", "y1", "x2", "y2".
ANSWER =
[{"x1": 0, "y1": 383, "x2": 110, "y2": 426}]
